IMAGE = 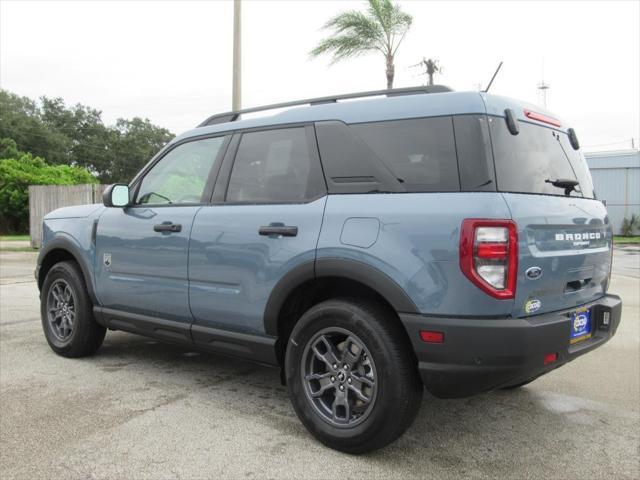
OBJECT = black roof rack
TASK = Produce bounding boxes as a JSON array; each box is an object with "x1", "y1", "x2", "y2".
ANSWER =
[{"x1": 197, "y1": 84, "x2": 453, "y2": 127}]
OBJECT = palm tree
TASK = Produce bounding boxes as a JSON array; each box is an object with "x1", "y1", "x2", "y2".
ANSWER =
[
  {"x1": 423, "y1": 58, "x2": 442, "y2": 86},
  {"x1": 309, "y1": 0, "x2": 413, "y2": 90}
]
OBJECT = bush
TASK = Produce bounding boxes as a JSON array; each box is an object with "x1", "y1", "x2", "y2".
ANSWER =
[
  {"x1": 620, "y1": 214, "x2": 640, "y2": 237},
  {"x1": 0, "y1": 139, "x2": 97, "y2": 233}
]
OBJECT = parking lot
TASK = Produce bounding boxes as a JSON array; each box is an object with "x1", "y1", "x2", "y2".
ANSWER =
[{"x1": 1, "y1": 246, "x2": 638, "y2": 479}]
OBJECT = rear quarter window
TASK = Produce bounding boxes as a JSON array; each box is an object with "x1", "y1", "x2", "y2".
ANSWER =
[{"x1": 350, "y1": 117, "x2": 460, "y2": 192}]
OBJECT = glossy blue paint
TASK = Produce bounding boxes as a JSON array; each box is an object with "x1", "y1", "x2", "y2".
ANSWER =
[
  {"x1": 501, "y1": 193, "x2": 612, "y2": 317},
  {"x1": 340, "y1": 218, "x2": 380, "y2": 249},
  {"x1": 94, "y1": 206, "x2": 201, "y2": 322},
  {"x1": 317, "y1": 192, "x2": 515, "y2": 317},
  {"x1": 188, "y1": 197, "x2": 327, "y2": 335},
  {"x1": 40, "y1": 204, "x2": 105, "y2": 293}
]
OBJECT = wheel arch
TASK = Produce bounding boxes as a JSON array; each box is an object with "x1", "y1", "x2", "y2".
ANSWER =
[
  {"x1": 37, "y1": 239, "x2": 98, "y2": 304},
  {"x1": 264, "y1": 258, "x2": 419, "y2": 364}
]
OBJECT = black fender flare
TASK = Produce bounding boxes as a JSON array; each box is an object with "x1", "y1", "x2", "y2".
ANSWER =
[
  {"x1": 37, "y1": 237, "x2": 98, "y2": 304},
  {"x1": 263, "y1": 258, "x2": 419, "y2": 336}
]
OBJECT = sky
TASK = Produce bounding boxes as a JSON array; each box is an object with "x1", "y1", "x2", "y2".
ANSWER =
[{"x1": 1, "y1": 0, "x2": 638, "y2": 152}]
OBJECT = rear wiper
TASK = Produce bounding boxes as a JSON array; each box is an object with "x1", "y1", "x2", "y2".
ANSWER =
[{"x1": 545, "y1": 178, "x2": 579, "y2": 196}]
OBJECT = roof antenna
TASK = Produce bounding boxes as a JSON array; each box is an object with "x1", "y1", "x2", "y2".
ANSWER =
[{"x1": 483, "y1": 61, "x2": 503, "y2": 92}]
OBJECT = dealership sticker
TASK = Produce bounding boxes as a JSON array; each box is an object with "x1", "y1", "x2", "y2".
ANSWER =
[{"x1": 525, "y1": 299, "x2": 541, "y2": 314}]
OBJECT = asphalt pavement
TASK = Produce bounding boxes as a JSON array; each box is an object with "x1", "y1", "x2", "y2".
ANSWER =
[{"x1": 0, "y1": 248, "x2": 638, "y2": 479}]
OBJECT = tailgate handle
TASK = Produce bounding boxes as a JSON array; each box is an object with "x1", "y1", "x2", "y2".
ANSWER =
[{"x1": 565, "y1": 278, "x2": 592, "y2": 293}]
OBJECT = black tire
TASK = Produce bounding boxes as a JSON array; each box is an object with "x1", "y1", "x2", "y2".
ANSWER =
[
  {"x1": 40, "y1": 260, "x2": 106, "y2": 357},
  {"x1": 285, "y1": 298, "x2": 423, "y2": 454}
]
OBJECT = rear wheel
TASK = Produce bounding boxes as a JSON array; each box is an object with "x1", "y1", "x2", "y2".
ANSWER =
[
  {"x1": 40, "y1": 261, "x2": 106, "y2": 357},
  {"x1": 285, "y1": 298, "x2": 423, "y2": 453}
]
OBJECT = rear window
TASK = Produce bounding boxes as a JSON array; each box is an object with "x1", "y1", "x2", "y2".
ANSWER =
[
  {"x1": 489, "y1": 117, "x2": 595, "y2": 198},
  {"x1": 350, "y1": 117, "x2": 460, "y2": 192}
]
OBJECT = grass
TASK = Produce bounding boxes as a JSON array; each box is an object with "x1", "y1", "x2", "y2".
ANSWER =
[
  {"x1": 0, "y1": 234, "x2": 30, "y2": 241},
  {"x1": 614, "y1": 235, "x2": 640, "y2": 244},
  {"x1": 0, "y1": 247, "x2": 38, "y2": 252}
]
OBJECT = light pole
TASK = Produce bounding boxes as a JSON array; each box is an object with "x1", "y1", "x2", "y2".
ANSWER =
[{"x1": 232, "y1": 0, "x2": 242, "y2": 111}]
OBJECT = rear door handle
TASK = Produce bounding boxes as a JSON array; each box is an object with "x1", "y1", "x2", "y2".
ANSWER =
[
  {"x1": 259, "y1": 224, "x2": 298, "y2": 237},
  {"x1": 154, "y1": 222, "x2": 182, "y2": 233}
]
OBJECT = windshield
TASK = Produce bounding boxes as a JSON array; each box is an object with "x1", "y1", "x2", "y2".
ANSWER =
[{"x1": 489, "y1": 116, "x2": 596, "y2": 198}]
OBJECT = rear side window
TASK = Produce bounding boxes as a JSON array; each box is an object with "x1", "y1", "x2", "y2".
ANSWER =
[
  {"x1": 226, "y1": 127, "x2": 325, "y2": 203},
  {"x1": 489, "y1": 117, "x2": 595, "y2": 198},
  {"x1": 350, "y1": 117, "x2": 460, "y2": 192}
]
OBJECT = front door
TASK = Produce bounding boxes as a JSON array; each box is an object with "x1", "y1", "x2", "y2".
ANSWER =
[
  {"x1": 188, "y1": 126, "x2": 327, "y2": 340},
  {"x1": 94, "y1": 135, "x2": 227, "y2": 337}
]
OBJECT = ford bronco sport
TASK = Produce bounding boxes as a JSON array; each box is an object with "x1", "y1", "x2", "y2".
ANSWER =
[{"x1": 37, "y1": 86, "x2": 622, "y2": 453}]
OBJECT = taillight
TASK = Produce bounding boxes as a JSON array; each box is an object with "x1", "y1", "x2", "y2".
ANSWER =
[
  {"x1": 523, "y1": 109, "x2": 562, "y2": 127},
  {"x1": 460, "y1": 219, "x2": 518, "y2": 299}
]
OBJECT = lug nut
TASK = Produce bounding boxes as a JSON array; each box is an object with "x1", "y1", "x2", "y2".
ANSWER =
[
  {"x1": 330, "y1": 376, "x2": 335, "y2": 382},
  {"x1": 343, "y1": 365, "x2": 349, "y2": 370},
  {"x1": 339, "y1": 385, "x2": 345, "y2": 391},
  {"x1": 347, "y1": 377, "x2": 352, "y2": 384},
  {"x1": 333, "y1": 363, "x2": 338, "y2": 369}
]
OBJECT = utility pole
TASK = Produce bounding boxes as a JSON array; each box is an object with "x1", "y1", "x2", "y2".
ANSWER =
[{"x1": 232, "y1": 0, "x2": 242, "y2": 111}]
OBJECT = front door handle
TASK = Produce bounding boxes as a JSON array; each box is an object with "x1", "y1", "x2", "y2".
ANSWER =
[
  {"x1": 154, "y1": 222, "x2": 182, "y2": 233},
  {"x1": 259, "y1": 223, "x2": 298, "y2": 237}
]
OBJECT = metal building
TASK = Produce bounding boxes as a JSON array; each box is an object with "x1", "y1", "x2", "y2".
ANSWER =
[{"x1": 585, "y1": 149, "x2": 640, "y2": 234}]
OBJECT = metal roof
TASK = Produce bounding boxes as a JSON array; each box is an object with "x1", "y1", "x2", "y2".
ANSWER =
[
  {"x1": 172, "y1": 88, "x2": 570, "y2": 145},
  {"x1": 585, "y1": 150, "x2": 640, "y2": 169}
]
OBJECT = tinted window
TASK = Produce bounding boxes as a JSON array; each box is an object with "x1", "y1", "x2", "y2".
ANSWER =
[
  {"x1": 226, "y1": 128, "x2": 325, "y2": 203},
  {"x1": 350, "y1": 117, "x2": 460, "y2": 192},
  {"x1": 489, "y1": 117, "x2": 595, "y2": 198},
  {"x1": 453, "y1": 115, "x2": 496, "y2": 191},
  {"x1": 136, "y1": 137, "x2": 224, "y2": 205}
]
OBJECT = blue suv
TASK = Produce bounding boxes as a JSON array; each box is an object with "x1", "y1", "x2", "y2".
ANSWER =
[{"x1": 36, "y1": 86, "x2": 622, "y2": 453}]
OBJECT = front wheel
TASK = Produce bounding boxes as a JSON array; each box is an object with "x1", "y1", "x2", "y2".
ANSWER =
[
  {"x1": 40, "y1": 260, "x2": 106, "y2": 357},
  {"x1": 285, "y1": 298, "x2": 423, "y2": 453}
]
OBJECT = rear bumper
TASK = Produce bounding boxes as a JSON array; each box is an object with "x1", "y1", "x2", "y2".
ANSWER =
[{"x1": 400, "y1": 294, "x2": 622, "y2": 398}]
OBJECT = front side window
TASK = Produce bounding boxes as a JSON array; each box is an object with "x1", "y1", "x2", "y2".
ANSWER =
[
  {"x1": 226, "y1": 127, "x2": 325, "y2": 203},
  {"x1": 136, "y1": 137, "x2": 225, "y2": 205}
]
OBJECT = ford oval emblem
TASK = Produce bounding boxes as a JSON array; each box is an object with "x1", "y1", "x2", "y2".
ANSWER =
[{"x1": 525, "y1": 266, "x2": 542, "y2": 280}]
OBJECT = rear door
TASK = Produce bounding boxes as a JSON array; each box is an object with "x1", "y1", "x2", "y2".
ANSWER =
[
  {"x1": 488, "y1": 115, "x2": 612, "y2": 318},
  {"x1": 188, "y1": 125, "x2": 327, "y2": 340}
]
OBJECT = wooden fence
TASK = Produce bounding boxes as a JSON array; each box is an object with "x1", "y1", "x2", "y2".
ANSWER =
[{"x1": 29, "y1": 184, "x2": 106, "y2": 248}]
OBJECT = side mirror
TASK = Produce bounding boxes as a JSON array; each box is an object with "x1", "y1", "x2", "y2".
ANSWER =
[{"x1": 103, "y1": 184, "x2": 130, "y2": 208}]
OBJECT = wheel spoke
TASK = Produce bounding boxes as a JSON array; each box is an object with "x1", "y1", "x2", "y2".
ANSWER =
[
  {"x1": 311, "y1": 335, "x2": 341, "y2": 369},
  {"x1": 348, "y1": 379, "x2": 373, "y2": 404},
  {"x1": 341, "y1": 336, "x2": 363, "y2": 366},
  {"x1": 350, "y1": 372, "x2": 374, "y2": 388},
  {"x1": 305, "y1": 372, "x2": 334, "y2": 398},
  {"x1": 331, "y1": 390, "x2": 350, "y2": 424},
  {"x1": 63, "y1": 286, "x2": 72, "y2": 302},
  {"x1": 51, "y1": 285, "x2": 62, "y2": 303}
]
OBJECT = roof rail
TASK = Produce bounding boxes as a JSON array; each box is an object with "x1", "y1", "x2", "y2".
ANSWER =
[{"x1": 197, "y1": 85, "x2": 453, "y2": 127}]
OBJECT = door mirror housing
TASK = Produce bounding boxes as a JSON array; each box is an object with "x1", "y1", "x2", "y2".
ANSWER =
[{"x1": 103, "y1": 184, "x2": 130, "y2": 207}]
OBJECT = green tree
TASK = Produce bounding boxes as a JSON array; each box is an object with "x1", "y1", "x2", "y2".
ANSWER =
[
  {"x1": 0, "y1": 139, "x2": 97, "y2": 233},
  {"x1": 0, "y1": 89, "x2": 174, "y2": 183},
  {"x1": 108, "y1": 118, "x2": 174, "y2": 183},
  {"x1": 310, "y1": 0, "x2": 413, "y2": 89},
  {"x1": 0, "y1": 90, "x2": 70, "y2": 164},
  {"x1": 39, "y1": 96, "x2": 113, "y2": 175}
]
